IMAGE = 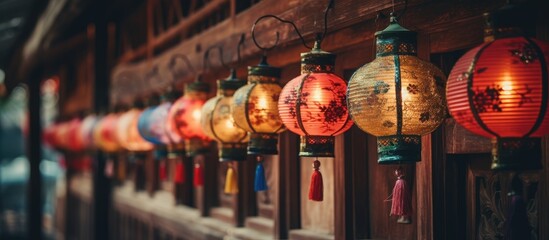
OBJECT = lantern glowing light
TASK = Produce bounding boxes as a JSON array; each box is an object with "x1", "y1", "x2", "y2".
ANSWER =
[
  {"x1": 278, "y1": 38, "x2": 353, "y2": 201},
  {"x1": 116, "y1": 108, "x2": 153, "y2": 152},
  {"x1": 447, "y1": 7, "x2": 549, "y2": 170},
  {"x1": 232, "y1": 56, "x2": 285, "y2": 155},
  {"x1": 347, "y1": 17, "x2": 446, "y2": 164},
  {"x1": 167, "y1": 80, "x2": 211, "y2": 156},
  {"x1": 93, "y1": 113, "x2": 121, "y2": 153},
  {"x1": 201, "y1": 70, "x2": 249, "y2": 194},
  {"x1": 347, "y1": 16, "x2": 446, "y2": 223}
]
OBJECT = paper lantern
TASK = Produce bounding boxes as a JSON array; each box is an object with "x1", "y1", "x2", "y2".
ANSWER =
[
  {"x1": 93, "y1": 114, "x2": 121, "y2": 153},
  {"x1": 347, "y1": 17, "x2": 446, "y2": 222},
  {"x1": 78, "y1": 115, "x2": 99, "y2": 150},
  {"x1": 447, "y1": 7, "x2": 549, "y2": 170},
  {"x1": 232, "y1": 56, "x2": 285, "y2": 155},
  {"x1": 278, "y1": 39, "x2": 353, "y2": 201},
  {"x1": 347, "y1": 17, "x2": 446, "y2": 164},
  {"x1": 278, "y1": 41, "x2": 353, "y2": 157},
  {"x1": 67, "y1": 118, "x2": 85, "y2": 152},
  {"x1": 201, "y1": 70, "x2": 249, "y2": 194},
  {"x1": 116, "y1": 108, "x2": 154, "y2": 152},
  {"x1": 167, "y1": 80, "x2": 211, "y2": 156},
  {"x1": 138, "y1": 102, "x2": 172, "y2": 145}
]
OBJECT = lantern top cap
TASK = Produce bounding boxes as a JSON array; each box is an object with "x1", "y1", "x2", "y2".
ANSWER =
[
  {"x1": 219, "y1": 68, "x2": 246, "y2": 90},
  {"x1": 300, "y1": 36, "x2": 336, "y2": 66},
  {"x1": 186, "y1": 75, "x2": 210, "y2": 93},
  {"x1": 375, "y1": 17, "x2": 416, "y2": 39},
  {"x1": 248, "y1": 55, "x2": 281, "y2": 78}
]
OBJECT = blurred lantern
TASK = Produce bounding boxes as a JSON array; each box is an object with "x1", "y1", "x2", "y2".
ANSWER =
[
  {"x1": 78, "y1": 115, "x2": 99, "y2": 150},
  {"x1": 447, "y1": 4, "x2": 548, "y2": 171},
  {"x1": 55, "y1": 121, "x2": 72, "y2": 151},
  {"x1": 138, "y1": 102, "x2": 172, "y2": 145},
  {"x1": 67, "y1": 118, "x2": 85, "y2": 152},
  {"x1": 93, "y1": 113, "x2": 121, "y2": 153},
  {"x1": 347, "y1": 15, "x2": 446, "y2": 223},
  {"x1": 167, "y1": 79, "x2": 211, "y2": 156},
  {"x1": 202, "y1": 69, "x2": 249, "y2": 194},
  {"x1": 117, "y1": 107, "x2": 154, "y2": 152},
  {"x1": 278, "y1": 35, "x2": 353, "y2": 201}
]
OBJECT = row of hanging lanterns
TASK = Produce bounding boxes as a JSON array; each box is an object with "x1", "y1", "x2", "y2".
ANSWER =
[{"x1": 43, "y1": 0, "x2": 548, "y2": 227}]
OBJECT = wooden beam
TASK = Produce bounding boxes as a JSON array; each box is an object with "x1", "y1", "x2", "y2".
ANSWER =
[{"x1": 119, "y1": 0, "x2": 229, "y2": 62}]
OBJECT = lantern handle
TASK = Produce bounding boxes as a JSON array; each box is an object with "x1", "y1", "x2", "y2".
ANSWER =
[
  {"x1": 252, "y1": 14, "x2": 312, "y2": 50},
  {"x1": 390, "y1": 0, "x2": 408, "y2": 21},
  {"x1": 203, "y1": 45, "x2": 228, "y2": 72},
  {"x1": 168, "y1": 54, "x2": 196, "y2": 76},
  {"x1": 236, "y1": 33, "x2": 245, "y2": 64},
  {"x1": 251, "y1": 0, "x2": 334, "y2": 51}
]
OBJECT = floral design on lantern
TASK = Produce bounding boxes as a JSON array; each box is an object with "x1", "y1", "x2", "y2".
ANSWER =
[
  {"x1": 447, "y1": 8, "x2": 549, "y2": 170},
  {"x1": 232, "y1": 56, "x2": 285, "y2": 155},
  {"x1": 278, "y1": 40, "x2": 353, "y2": 157},
  {"x1": 167, "y1": 79, "x2": 211, "y2": 156},
  {"x1": 347, "y1": 17, "x2": 446, "y2": 164}
]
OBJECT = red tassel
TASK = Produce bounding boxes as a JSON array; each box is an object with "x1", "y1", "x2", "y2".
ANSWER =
[
  {"x1": 193, "y1": 163, "x2": 204, "y2": 187},
  {"x1": 390, "y1": 167, "x2": 412, "y2": 224},
  {"x1": 104, "y1": 159, "x2": 113, "y2": 178},
  {"x1": 174, "y1": 161, "x2": 185, "y2": 184},
  {"x1": 308, "y1": 160, "x2": 323, "y2": 201},
  {"x1": 159, "y1": 161, "x2": 167, "y2": 181}
]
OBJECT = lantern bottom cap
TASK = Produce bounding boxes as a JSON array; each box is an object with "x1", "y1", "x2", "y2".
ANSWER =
[
  {"x1": 377, "y1": 135, "x2": 421, "y2": 164},
  {"x1": 248, "y1": 133, "x2": 279, "y2": 155},
  {"x1": 299, "y1": 135, "x2": 335, "y2": 157},
  {"x1": 185, "y1": 138, "x2": 210, "y2": 157},
  {"x1": 491, "y1": 137, "x2": 542, "y2": 171},
  {"x1": 219, "y1": 142, "x2": 248, "y2": 162}
]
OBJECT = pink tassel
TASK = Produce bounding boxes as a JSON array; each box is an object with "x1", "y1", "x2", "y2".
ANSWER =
[
  {"x1": 159, "y1": 161, "x2": 167, "y2": 181},
  {"x1": 390, "y1": 167, "x2": 412, "y2": 223},
  {"x1": 308, "y1": 160, "x2": 323, "y2": 201},
  {"x1": 104, "y1": 159, "x2": 113, "y2": 177}
]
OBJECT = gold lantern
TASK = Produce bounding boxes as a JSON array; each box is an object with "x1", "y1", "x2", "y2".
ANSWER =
[
  {"x1": 347, "y1": 16, "x2": 446, "y2": 164},
  {"x1": 346, "y1": 15, "x2": 446, "y2": 223},
  {"x1": 232, "y1": 56, "x2": 285, "y2": 155},
  {"x1": 201, "y1": 69, "x2": 249, "y2": 193}
]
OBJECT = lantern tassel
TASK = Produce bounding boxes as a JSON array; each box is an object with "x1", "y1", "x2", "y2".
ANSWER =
[
  {"x1": 174, "y1": 161, "x2": 185, "y2": 184},
  {"x1": 390, "y1": 167, "x2": 412, "y2": 224},
  {"x1": 224, "y1": 164, "x2": 238, "y2": 194},
  {"x1": 504, "y1": 175, "x2": 531, "y2": 240},
  {"x1": 254, "y1": 158, "x2": 268, "y2": 192},
  {"x1": 193, "y1": 163, "x2": 204, "y2": 187},
  {"x1": 308, "y1": 160, "x2": 323, "y2": 201},
  {"x1": 159, "y1": 160, "x2": 167, "y2": 181}
]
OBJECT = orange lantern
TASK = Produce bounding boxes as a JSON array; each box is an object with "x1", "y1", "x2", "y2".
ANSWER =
[
  {"x1": 93, "y1": 113, "x2": 121, "y2": 153},
  {"x1": 116, "y1": 108, "x2": 154, "y2": 152}
]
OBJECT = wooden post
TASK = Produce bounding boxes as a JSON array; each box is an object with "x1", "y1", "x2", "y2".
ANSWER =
[
  {"x1": 27, "y1": 67, "x2": 43, "y2": 240},
  {"x1": 233, "y1": 157, "x2": 257, "y2": 226},
  {"x1": 93, "y1": 0, "x2": 111, "y2": 238},
  {"x1": 197, "y1": 150, "x2": 219, "y2": 216},
  {"x1": 274, "y1": 131, "x2": 300, "y2": 239}
]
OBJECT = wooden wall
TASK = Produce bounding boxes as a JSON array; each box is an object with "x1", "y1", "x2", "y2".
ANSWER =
[{"x1": 57, "y1": 0, "x2": 549, "y2": 239}]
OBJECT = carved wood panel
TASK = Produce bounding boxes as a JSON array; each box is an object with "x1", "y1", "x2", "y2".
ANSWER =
[{"x1": 467, "y1": 155, "x2": 539, "y2": 240}]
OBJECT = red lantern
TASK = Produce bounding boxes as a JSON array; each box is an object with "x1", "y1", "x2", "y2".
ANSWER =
[
  {"x1": 447, "y1": 7, "x2": 549, "y2": 170},
  {"x1": 67, "y1": 118, "x2": 85, "y2": 152},
  {"x1": 278, "y1": 39, "x2": 353, "y2": 201},
  {"x1": 167, "y1": 80, "x2": 211, "y2": 156}
]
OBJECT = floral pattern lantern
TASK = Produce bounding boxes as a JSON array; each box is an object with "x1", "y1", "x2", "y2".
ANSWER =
[
  {"x1": 346, "y1": 16, "x2": 446, "y2": 223},
  {"x1": 116, "y1": 108, "x2": 153, "y2": 152},
  {"x1": 167, "y1": 79, "x2": 211, "y2": 156},
  {"x1": 201, "y1": 70, "x2": 249, "y2": 194},
  {"x1": 93, "y1": 113, "x2": 121, "y2": 153},
  {"x1": 447, "y1": 6, "x2": 549, "y2": 170},
  {"x1": 278, "y1": 38, "x2": 353, "y2": 201}
]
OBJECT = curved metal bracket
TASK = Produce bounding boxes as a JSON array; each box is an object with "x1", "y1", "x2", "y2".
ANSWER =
[
  {"x1": 251, "y1": 0, "x2": 334, "y2": 51},
  {"x1": 168, "y1": 54, "x2": 196, "y2": 76},
  {"x1": 203, "y1": 45, "x2": 228, "y2": 72}
]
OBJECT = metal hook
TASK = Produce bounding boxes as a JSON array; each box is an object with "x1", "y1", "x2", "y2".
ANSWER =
[
  {"x1": 252, "y1": 14, "x2": 312, "y2": 50},
  {"x1": 390, "y1": 0, "x2": 408, "y2": 21},
  {"x1": 203, "y1": 45, "x2": 228, "y2": 72},
  {"x1": 237, "y1": 33, "x2": 245, "y2": 64},
  {"x1": 145, "y1": 65, "x2": 159, "y2": 82},
  {"x1": 320, "y1": 0, "x2": 335, "y2": 42},
  {"x1": 168, "y1": 54, "x2": 196, "y2": 76}
]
